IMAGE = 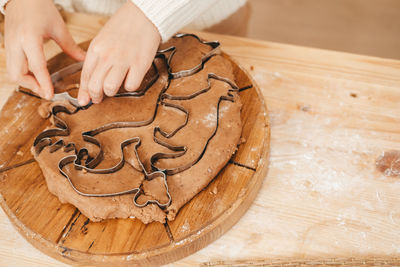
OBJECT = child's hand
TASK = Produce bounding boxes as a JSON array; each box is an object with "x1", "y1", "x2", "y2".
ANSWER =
[
  {"x1": 78, "y1": 1, "x2": 161, "y2": 105},
  {"x1": 4, "y1": 0, "x2": 85, "y2": 100}
]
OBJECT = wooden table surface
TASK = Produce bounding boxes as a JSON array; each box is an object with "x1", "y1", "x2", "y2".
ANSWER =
[{"x1": 1, "y1": 12, "x2": 400, "y2": 266}]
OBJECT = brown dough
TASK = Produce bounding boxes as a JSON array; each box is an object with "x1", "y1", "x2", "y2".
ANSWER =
[{"x1": 32, "y1": 34, "x2": 242, "y2": 224}]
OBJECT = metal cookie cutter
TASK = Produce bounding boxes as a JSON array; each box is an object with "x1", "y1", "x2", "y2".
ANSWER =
[
  {"x1": 33, "y1": 57, "x2": 172, "y2": 209},
  {"x1": 157, "y1": 33, "x2": 221, "y2": 79},
  {"x1": 17, "y1": 61, "x2": 86, "y2": 108},
  {"x1": 49, "y1": 60, "x2": 162, "y2": 106},
  {"x1": 32, "y1": 33, "x2": 243, "y2": 210},
  {"x1": 58, "y1": 138, "x2": 172, "y2": 208},
  {"x1": 50, "y1": 61, "x2": 83, "y2": 107},
  {"x1": 151, "y1": 73, "x2": 240, "y2": 175},
  {"x1": 33, "y1": 104, "x2": 173, "y2": 209},
  {"x1": 34, "y1": 74, "x2": 240, "y2": 209}
]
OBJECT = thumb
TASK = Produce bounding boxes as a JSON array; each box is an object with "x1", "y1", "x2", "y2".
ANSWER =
[{"x1": 52, "y1": 24, "x2": 86, "y2": 62}]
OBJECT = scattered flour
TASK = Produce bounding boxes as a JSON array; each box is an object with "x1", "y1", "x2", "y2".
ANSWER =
[
  {"x1": 201, "y1": 107, "x2": 217, "y2": 128},
  {"x1": 180, "y1": 220, "x2": 190, "y2": 233}
]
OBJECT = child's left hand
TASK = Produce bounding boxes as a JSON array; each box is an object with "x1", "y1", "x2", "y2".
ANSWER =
[{"x1": 78, "y1": 1, "x2": 161, "y2": 105}]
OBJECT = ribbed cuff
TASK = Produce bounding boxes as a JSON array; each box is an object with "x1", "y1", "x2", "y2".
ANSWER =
[{"x1": 130, "y1": 0, "x2": 215, "y2": 42}]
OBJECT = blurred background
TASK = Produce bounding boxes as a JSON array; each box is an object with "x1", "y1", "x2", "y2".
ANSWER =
[
  {"x1": 207, "y1": 0, "x2": 400, "y2": 60},
  {"x1": 0, "y1": 0, "x2": 398, "y2": 60}
]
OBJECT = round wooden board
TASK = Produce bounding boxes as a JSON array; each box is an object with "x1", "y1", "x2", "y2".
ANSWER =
[{"x1": 0, "y1": 41, "x2": 270, "y2": 266}]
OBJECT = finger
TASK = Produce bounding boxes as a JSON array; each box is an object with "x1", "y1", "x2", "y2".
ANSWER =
[
  {"x1": 19, "y1": 74, "x2": 41, "y2": 95},
  {"x1": 77, "y1": 81, "x2": 91, "y2": 106},
  {"x1": 5, "y1": 45, "x2": 41, "y2": 95},
  {"x1": 52, "y1": 22, "x2": 86, "y2": 62},
  {"x1": 124, "y1": 60, "x2": 152, "y2": 92},
  {"x1": 78, "y1": 49, "x2": 98, "y2": 106},
  {"x1": 23, "y1": 40, "x2": 53, "y2": 100},
  {"x1": 103, "y1": 65, "x2": 128, "y2": 97},
  {"x1": 5, "y1": 44, "x2": 25, "y2": 81},
  {"x1": 87, "y1": 63, "x2": 111, "y2": 104}
]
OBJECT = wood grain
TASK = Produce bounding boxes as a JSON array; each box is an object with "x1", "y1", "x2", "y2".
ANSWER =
[
  {"x1": 59, "y1": 213, "x2": 171, "y2": 253},
  {"x1": 0, "y1": 11, "x2": 400, "y2": 267},
  {"x1": 0, "y1": 93, "x2": 49, "y2": 170},
  {"x1": 167, "y1": 164, "x2": 255, "y2": 241},
  {"x1": 226, "y1": 53, "x2": 268, "y2": 170},
  {"x1": 231, "y1": 85, "x2": 266, "y2": 169},
  {"x1": 0, "y1": 162, "x2": 77, "y2": 243}
]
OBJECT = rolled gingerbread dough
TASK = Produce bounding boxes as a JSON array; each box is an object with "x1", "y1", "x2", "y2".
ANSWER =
[{"x1": 32, "y1": 34, "x2": 242, "y2": 224}]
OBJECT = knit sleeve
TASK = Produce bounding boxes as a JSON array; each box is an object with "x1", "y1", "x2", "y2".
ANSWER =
[
  {"x1": 0, "y1": 0, "x2": 10, "y2": 14},
  {"x1": 130, "y1": 0, "x2": 217, "y2": 42}
]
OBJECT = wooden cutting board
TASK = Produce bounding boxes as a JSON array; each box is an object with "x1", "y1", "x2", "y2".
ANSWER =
[
  {"x1": 1, "y1": 11, "x2": 400, "y2": 267},
  {"x1": 0, "y1": 30, "x2": 269, "y2": 267}
]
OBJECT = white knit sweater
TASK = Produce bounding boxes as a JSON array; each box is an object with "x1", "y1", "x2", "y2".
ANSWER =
[{"x1": 0, "y1": 0, "x2": 246, "y2": 41}]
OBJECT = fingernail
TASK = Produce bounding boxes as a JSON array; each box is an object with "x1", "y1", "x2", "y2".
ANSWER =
[
  {"x1": 92, "y1": 95, "x2": 103, "y2": 104},
  {"x1": 78, "y1": 95, "x2": 88, "y2": 106},
  {"x1": 104, "y1": 89, "x2": 113, "y2": 97}
]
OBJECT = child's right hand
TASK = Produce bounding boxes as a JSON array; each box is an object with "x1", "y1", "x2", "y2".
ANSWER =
[{"x1": 4, "y1": 0, "x2": 85, "y2": 100}]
